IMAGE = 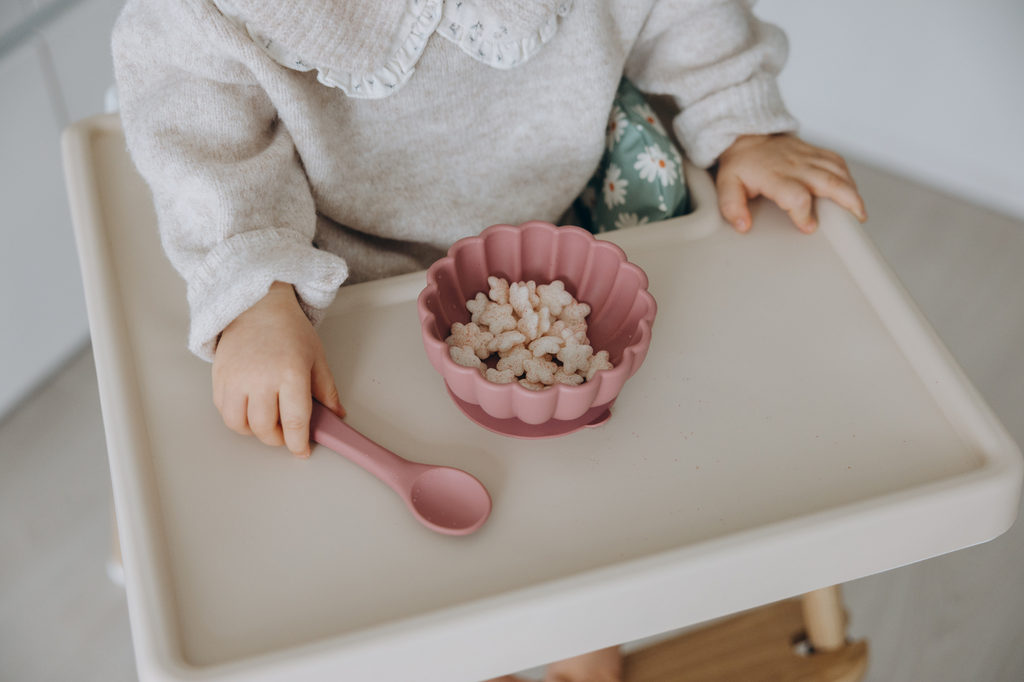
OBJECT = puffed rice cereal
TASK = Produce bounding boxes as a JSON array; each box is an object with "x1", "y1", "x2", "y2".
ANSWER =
[{"x1": 445, "y1": 278, "x2": 615, "y2": 388}]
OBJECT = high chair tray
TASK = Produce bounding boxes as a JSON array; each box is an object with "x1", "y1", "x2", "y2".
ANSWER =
[{"x1": 63, "y1": 115, "x2": 1022, "y2": 682}]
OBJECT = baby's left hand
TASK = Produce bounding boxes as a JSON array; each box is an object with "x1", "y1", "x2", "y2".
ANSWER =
[{"x1": 715, "y1": 134, "x2": 867, "y2": 234}]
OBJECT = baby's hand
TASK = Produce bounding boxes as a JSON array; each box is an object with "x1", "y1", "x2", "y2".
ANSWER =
[
  {"x1": 212, "y1": 281, "x2": 345, "y2": 458},
  {"x1": 715, "y1": 134, "x2": 867, "y2": 234}
]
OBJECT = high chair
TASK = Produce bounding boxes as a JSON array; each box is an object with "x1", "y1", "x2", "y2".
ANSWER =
[{"x1": 62, "y1": 114, "x2": 1022, "y2": 682}]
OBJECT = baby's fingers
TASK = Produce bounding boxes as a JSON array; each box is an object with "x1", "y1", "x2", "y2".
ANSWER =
[
  {"x1": 717, "y1": 172, "x2": 752, "y2": 233},
  {"x1": 808, "y1": 148, "x2": 855, "y2": 184},
  {"x1": 311, "y1": 347, "x2": 345, "y2": 419},
  {"x1": 803, "y1": 166, "x2": 867, "y2": 222},
  {"x1": 248, "y1": 390, "x2": 285, "y2": 448},
  {"x1": 220, "y1": 394, "x2": 253, "y2": 436},
  {"x1": 279, "y1": 377, "x2": 313, "y2": 458},
  {"x1": 763, "y1": 176, "x2": 816, "y2": 233}
]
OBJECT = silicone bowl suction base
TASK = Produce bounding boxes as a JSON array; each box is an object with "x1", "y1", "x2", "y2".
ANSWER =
[{"x1": 446, "y1": 384, "x2": 613, "y2": 439}]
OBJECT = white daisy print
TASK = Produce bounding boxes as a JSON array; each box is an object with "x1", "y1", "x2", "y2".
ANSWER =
[
  {"x1": 602, "y1": 163, "x2": 628, "y2": 209},
  {"x1": 632, "y1": 103, "x2": 667, "y2": 135},
  {"x1": 634, "y1": 144, "x2": 678, "y2": 186},
  {"x1": 606, "y1": 104, "x2": 627, "y2": 152},
  {"x1": 614, "y1": 212, "x2": 649, "y2": 230}
]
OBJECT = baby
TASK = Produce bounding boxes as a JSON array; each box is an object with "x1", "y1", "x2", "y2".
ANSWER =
[{"x1": 113, "y1": 0, "x2": 865, "y2": 679}]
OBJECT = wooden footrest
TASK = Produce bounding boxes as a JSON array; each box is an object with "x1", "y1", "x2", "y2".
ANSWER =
[{"x1": 623, "y1": 599, "x2": 867, "y2": 682}]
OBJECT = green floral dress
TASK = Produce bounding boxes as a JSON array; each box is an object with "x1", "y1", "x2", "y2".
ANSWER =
[{"x1": 576, "y1": 78, "x2": 691, "y2": 233}]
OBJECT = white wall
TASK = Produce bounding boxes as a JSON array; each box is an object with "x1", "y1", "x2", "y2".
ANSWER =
[
  {"x1": 0, "y1": 0, "x2": 124, "y2": 420},
  {"x1": 757, "y1": 0, "x2": 1024, "y2": 221}
]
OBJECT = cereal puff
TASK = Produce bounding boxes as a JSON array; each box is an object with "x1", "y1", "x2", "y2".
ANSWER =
[
  {"x1": 488, "y1": 330, "x2": 528, "y2": 354},
  {"x1": 446, "y1": 322, "x2": 493, "y2": 360},
  {"x1": 585, "y1": 350, "x2": 614, "y2": 381},
  {"x1": 557, "y1": 336, "x2": 593, "y2": 375},
  {"x1": 450, "y1": 278, "x2": 614, "y2": 389},
  {"x1": 537, "y1": 281, "x2": 573, "y2": 316},
  {"x1": 509, "y1": 281, "x2": 540, "y2": 316},
  {"x1": 485, "y1": 368, "x2": 516, "y2": 384},
  {"x1": 466, "y1": 292, "x2": 489, "y2": 326},
  {"x1": 563, "y1": 320, "x2": 590, "y2": 345},
  {"x1": 544, "y1": 319, "x2": 567, "y2": 340},
  {"x1": 559, "y1": 300, "x2": 591, "y2": 326},
  {"x1": 518, "y1": 379, "x2": 547, "y2": 391},
  {"x1": 516, "y1": 307, "x2": 547, "y2": 341},
  {"x1": 496, "y1": 345, "x2": 533, "y2": 377},
  {"x1": 552, "y1": 368, "x2": 585, "y2": 386},
  {"x1": 487, "y1": 276, "x2": 510, "y2": 305},
  {"x1": 449, "y1": 345, "x2": 484, "y2": 370},
  {"x1": 522, "y1": 357, "x2": 559, "y2": 385},
  {"x1": 480, "y1": 302, "x2": 518, "y2": 336},
  {"x1": 528, "y1": 336, "x2": 562, "y2": 358}
]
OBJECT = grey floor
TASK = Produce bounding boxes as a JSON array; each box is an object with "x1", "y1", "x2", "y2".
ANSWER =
[{"x1": 1, "y1": 159, "x2": 1022, "y2": 681}]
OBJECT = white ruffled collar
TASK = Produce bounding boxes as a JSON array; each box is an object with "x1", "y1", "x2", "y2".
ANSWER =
[{"x1": 212, "y1": 0, "x2": 572, "y2": 99}]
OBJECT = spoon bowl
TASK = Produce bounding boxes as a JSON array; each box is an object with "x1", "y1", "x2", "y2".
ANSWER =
[
  {"x1": 309, "y1": 400, "x2": 492, "y2": 536},
  {"x1": 409, "y1": 467, "x2": 493, "y2": 534}
]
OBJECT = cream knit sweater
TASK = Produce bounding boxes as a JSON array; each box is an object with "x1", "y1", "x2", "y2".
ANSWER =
[{"x1": 112, "y1": 0, "x2": 797, "y2": 360}]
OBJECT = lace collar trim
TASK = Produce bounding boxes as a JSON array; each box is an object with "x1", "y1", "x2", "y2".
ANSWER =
[{"x1": 212, "y1": 0, "x2": 573, "y2": 99}]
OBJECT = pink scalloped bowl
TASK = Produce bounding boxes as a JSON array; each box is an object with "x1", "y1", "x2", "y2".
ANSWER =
[{"x1": 417, "y1": 221, "x2": 657, "y2": 427}]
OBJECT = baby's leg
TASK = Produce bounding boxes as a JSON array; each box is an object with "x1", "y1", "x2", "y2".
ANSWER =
[
  {"x1": 544, "y1": 647, "x2": 622, "y2": 682},
  {"x1": 483, "y1": 647, "x2": 622, "y2": 682}
]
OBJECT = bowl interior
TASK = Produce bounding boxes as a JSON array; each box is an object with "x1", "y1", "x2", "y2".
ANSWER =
[{"x1": 426, "y1": 224, "x2": 652, "y2": 366}]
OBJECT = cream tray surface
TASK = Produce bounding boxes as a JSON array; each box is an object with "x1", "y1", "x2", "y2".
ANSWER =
[{"x1": 63, "y1": 115, "x2": 1022, "y2": 682}]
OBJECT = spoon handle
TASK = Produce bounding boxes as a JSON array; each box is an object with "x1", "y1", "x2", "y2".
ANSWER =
[{"x1": 309, "y1": 401, "x2": 420, "y2": 492}]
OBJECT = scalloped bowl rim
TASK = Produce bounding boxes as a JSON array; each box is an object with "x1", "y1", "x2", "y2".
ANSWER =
[{"x1": 417, "y1": 221, "x2": 657, "y2": 423}]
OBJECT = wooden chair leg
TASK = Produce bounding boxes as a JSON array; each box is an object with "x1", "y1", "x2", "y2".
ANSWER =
[
  {"x1": 802, "y1": 586, "x2": 847, "y2": 652},
  {"x1": 623, "y1": 587, "x2": 868, "y2": 682}
]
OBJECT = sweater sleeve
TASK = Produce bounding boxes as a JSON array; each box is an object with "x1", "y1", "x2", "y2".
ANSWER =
[
  {"x1": 112, "y1": 0, "x2": 349, "y2": 362},
  {"x1": 624, "y1": 0, "x2": 799, "y2": 168}
]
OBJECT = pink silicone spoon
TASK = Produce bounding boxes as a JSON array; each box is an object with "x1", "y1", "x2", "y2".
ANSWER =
[{"x1": 309, "y1": 400, "x2": 492, "y2": 536}]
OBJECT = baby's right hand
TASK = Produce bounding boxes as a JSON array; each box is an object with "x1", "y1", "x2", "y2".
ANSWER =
[{"x1": 212, "y1": 281, "x2": 345, "y2": 458}]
